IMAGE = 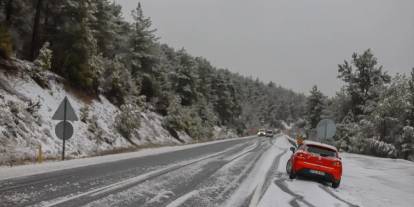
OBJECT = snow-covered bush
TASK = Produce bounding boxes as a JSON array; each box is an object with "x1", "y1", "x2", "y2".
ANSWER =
[
  {"x1": 115, "y1": 103, "x2": 141, "y2": 140},
  {"x1": 100, "y1": 57, "x2": 139, "y2": 106},
  {"x1": 80, "y1": 106, "x2": 90, "y2": 123},
  {"x1": 25, "y1": 98, "x2": 41, "y2": 124},
  {"x1": 367, "y1": 138, "x2": 397, "y2": 158},
  {"x1": 34, "y1": 42, "x2": 52, "y2": 71},
  {"x1": 401, "y1": 126, "x2": 414, "y2": 160},
  {"x1": 163, "y1": 96, "x2": 214, "y2": 140},
  {"x1": 30, "y1": 42, "x2": 52, "y2": 88},
  {"x1": 87, "y1": 115, "x2": 105, "y2": 153}
]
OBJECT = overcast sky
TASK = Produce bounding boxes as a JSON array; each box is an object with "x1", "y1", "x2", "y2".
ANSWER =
[{"x1": 115, "y1": 0, "x2": 414, "y2": 96}]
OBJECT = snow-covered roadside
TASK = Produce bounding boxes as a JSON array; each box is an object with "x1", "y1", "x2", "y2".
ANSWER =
[
  {"x1": 340, "y1": 152, "x2": 414, "y2": 207},
  {"x1": 258, "y1": 135, "x2": 414, "y2": 207},
  {"x1": 0, "y1": 136, "x2": 254, "y2": 181}
]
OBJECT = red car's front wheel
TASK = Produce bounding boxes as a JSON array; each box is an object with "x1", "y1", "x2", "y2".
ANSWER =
[{"x1": 286, "y1": 159, "x2": 296, "y2": 179}]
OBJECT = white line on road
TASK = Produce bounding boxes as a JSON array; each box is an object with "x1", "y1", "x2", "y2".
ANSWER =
[
  {"x1": 41, "y1": 140, "x2": 254, "y2": 207},
  {"x1": 0, "y1": 136, "x2": 256, "y2": 181},
  {"x1": 165, "y1": 190, "x2": 199, "y2": 207}
]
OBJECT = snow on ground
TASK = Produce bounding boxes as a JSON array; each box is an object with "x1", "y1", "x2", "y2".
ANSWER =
[
  {"x1": 0, "y1": 136, "x2": 254, "y2": 181},
  {"x1": 340, "y1": 152, "x2": 414, "y2": 207},
  {"x1": 0, "y1": 62, "x2": 236, "y2": 166},
  {"x1": 224, "y1": 137, "x2": 288, "y2": 207},
  {"x1": 258, "y1": 135, "x2": 414, "y2": 207}
]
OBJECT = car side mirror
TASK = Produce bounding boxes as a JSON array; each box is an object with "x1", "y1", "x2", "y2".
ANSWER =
[
  {"x1": 338, "y1": 157, "x2": 342, "y2": 160},
  {"x1": 290, "y1": 147, "x2": 296, "y2": 153}
]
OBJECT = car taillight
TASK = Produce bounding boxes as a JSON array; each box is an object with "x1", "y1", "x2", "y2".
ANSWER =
[{"x1": 332, "y1": 161, "x2": 341, "y2": 166}]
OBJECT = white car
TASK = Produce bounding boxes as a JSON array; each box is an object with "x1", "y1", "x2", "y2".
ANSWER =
[
  {"x1": 257, "y1": 129, "x2": 266, "y2": 136},
  {"x1": 265, "y1": 130, "x2": 274, "y2": 137}
]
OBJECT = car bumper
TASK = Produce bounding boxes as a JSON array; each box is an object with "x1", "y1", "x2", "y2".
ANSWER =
[{"x1": 293, "y1": 160, "x2": 342, "y2": 181}]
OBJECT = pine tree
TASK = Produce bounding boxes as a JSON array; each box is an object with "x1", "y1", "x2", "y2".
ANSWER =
[
  {"x1": 129, "y1": 2, "x2": 157, "y2": 75},
  {"x1": 0, "y1": 0, "x2": 32, "y2": 58},
  {"x1": 171, "y1": 49, "x2": 198, "y2": 106},
  {"x1": 47, "y1": 0, "x2": 102, "y2": 92},
  {"x1": 306, "y1": 85, "x2": 325, "y2": 129},
  {"x1": 408, "y1": 68, "x2": 414, "y2": 126},
  {"x1": 338, "y1": 49, "x2": 391, "y2": 118},
  {"x1": 371, "y1": 74, "x2": 408, "y2": 141}
]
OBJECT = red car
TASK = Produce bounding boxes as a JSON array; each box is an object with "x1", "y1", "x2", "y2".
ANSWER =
[{"x1": 286, "y1": 140, "x2": 342, "y2": 188}]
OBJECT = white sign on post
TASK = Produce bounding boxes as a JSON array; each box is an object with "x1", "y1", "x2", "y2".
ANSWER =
[
  {"x1": 316, "y1": 119, "x2": 336, "y2": 140},
  {"x1": 52, "y1": 96, "x2": 78, "y2": 160}
]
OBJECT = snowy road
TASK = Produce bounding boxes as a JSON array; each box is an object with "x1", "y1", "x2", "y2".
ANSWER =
[{"x1": 1, "y1": 135, "x2": 413, "y2": 207}]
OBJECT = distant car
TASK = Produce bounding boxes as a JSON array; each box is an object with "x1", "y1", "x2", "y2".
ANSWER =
[
  {"x1": 286, "y1": 140, "x2": 342, "y2": 188},
  {"x1": 265, "y1": 130, "x2": 274, "y2": 137},
  {"x1": 257, "y1": 129, "x2": 266, "y2": 136}
]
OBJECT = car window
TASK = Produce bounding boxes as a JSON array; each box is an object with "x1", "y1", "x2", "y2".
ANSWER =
[{"x1": 306, "y1": 145, "x2": 337, "y2": 157}]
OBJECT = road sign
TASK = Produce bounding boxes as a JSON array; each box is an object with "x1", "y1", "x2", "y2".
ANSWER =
[
  {"x1": 53, "y1": 96, "x2": 78, "y2": 160},
  {"x1": 55, "y1": 121, "x2": 74, "y2": 140},
  {"x1": 316, "y1": 119, "x2": 336, "y2": 140},
  {"x1": 52, "y1": 97, "x2": 78, "y2": 121}
]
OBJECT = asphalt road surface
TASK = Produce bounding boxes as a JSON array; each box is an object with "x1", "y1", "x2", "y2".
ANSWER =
[{"x1": 0, "y1": 136, "x2": 283, "y2": 207}]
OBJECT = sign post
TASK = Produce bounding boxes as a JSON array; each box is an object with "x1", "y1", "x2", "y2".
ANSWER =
[
  {"x1": 52, "y1": 96, "x2": 78, "y2": 160},
  {"x1": 316, "y1": 119, "x2": 336, "y2": 141}
]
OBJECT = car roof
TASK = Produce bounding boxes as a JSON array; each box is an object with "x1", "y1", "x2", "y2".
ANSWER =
[{"x1": 303, "y1": 140, "x2": 338, "y2": 151}]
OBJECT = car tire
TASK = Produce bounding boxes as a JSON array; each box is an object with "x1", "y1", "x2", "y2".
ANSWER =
[
  {"x1": 286, "y1": 159, "x2": 292, "y2": 174},
  {"x1": 286, "y1": 159, "x2": 296, "y2": 179},
  {"x1": 289, "y1": 171, "x2": 296, "y2": 179},
  {"x1": 332, "y1": 179, "x2": 340, "y2": 188}
]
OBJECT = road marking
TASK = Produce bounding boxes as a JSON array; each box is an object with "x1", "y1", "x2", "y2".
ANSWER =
[
  {"x1": 165, "y1": 190, "x2": 199, "y2": 207},
  {"x1": 164, "y1": 140, "x2": 263, "y2": 207},
  {"x1": 224, "y1": 141, "x2": 259, "y2": 161},
  {"x1": 41, "y1": 140, "x2": 253, "y2": 207}
]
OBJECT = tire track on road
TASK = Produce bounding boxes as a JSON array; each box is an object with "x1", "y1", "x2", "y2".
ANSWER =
[
  {"x1": 273, "y1": 176, "x2": 316, "y2": 207},
  {"x1": 44, "y1": 139, "x2": 263, "y2": 207},
  {"x1": 318, "y1": 185, "x2": 359, "y2": 207},
  {"x1": 163, "y1": 139, "x2": 272, "y2": 207}
]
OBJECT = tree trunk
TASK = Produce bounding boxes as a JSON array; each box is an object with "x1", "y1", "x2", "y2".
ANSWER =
[
  {"x1": 5, "y1": 0, "x2": 13, "y2": 24},
  {"x1": 31, "y1": 0, "x2": 43, "y2": 61}
]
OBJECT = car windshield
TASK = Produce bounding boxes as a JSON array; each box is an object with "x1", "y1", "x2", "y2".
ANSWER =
[
  {"x1": 306, "y1": 145, "x2": 337, "y2": 157},
  {"x1": 266, "y1": 130, "x2": 273, "y2": 133}
]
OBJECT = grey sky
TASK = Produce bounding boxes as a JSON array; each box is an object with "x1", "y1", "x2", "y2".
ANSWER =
[{"x1": 116, "y1": 0, "x2": 414, "y2": 96}]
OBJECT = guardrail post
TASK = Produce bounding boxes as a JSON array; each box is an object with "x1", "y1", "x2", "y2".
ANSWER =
[{"x1": 37, "y1": 144, "x2": 43, "y2": 163}]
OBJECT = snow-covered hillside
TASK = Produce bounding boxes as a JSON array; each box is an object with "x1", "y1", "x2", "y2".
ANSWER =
[{"x1": 0, "y1": 59, "x2": 235, "y2": 165}]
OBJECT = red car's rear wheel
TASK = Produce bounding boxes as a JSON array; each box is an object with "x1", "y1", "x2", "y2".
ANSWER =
[{"x1": 332, "y1": 179, "x2": 341, "y2": 188}]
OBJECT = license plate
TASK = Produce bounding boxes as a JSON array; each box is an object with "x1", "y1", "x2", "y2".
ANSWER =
[{"x1": 309, "y1": 170, "x2": 325, "y2": 175}]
